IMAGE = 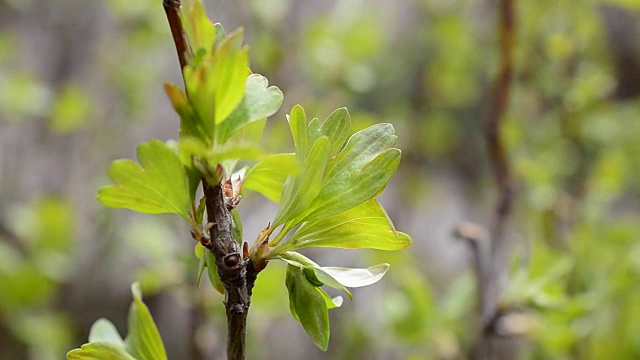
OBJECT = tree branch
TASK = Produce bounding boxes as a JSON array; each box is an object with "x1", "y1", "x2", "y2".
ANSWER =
[
  {"x1": 163, "y1": 0, "x2": 192, "y2": 79},
  {"x1": 469, "y1": 0, "x2": 517, "y2": 358}
]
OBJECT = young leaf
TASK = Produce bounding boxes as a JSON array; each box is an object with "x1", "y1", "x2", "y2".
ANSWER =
[
  {"x1": 212, "y1": 29, "x2": 249, "y2": 124},
  {"x1": 321, "y1": 264, "x2": 390, "y2": 288},
  {"x1": 125, "y1": 283, "x2": 167, "y2": 360},
  {"x1": 182, "y1": 0, "x2": 216, "y2": 52},
  {"x1": 320, "y1": 107, "x2": 351, "y2": 155},
  {"x1": 285, "y1": 265, "x2": 330, "y2": 351},
  {"x1": 243, "y1": 153, "x2": 301, "y2": 203},
  {"x1": 272, "y1": 136, "x2": 331, "y2": 228},
  {"x1": 217, "y1": 74, "x2": 284, "y2": 144},
  {"x1": 97, "y1": 140, "x2": 191, "y2": 221},
  {"x1": 279, "y1": 199, "x2": 411, "y2": 251},
  {"x1": 288, "y1": 105, "x2": 310, "y2": 161},
  {"x1": 318, "y1": 289, "x2": 343, "y2": 310},
  {"x1": 164, "y1": 83, "x2": 204, "y2": 141},
  {"x1": 66, "y1": 342, "x2": 136, "y2": 360},
  {"x1": 276, "y1": 251, "x2": 353, "y2": 300},
  {"x1": 88, "y1": 319, "x2": 125, "y2": 347},
  {"x1": 307, "y1": 148, "x2": 400, "y2": 222}
]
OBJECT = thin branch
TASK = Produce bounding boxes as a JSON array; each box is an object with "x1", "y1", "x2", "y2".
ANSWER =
[
  {"x1": 486, "y1": 0, "x2": 516, "y2": 248},
  {"x1": 163, "y1": 0, "x2": 192, "y2": 77},
  {"x1": 0, "y1": 220, "x2": 26, "y2": 254},
  {"x1": 469, "y1": 0, "x2": 517, "y2": 358}
]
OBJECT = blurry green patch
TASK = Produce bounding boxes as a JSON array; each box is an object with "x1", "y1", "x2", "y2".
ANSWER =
[
  {"x1": 49, "y1": 84, "x2": 93, "y2": 132},
  {"x1": 0, "y1": 72, "x2": 51, "y2": 121}
]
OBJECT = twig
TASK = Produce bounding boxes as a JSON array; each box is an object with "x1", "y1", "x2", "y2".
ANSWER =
[
  {"x1": 163, "y1": 0, "x2": 192, "y2": 79},
  {"x1": 0, "y1": 220, "x2": 26, "y2": 254},
  {"x1": 469, "y1": 0, "x2": 517, "y2": 358},
  {"x1": 162, "y1": 3, "x2": 258, "y2": 358}
]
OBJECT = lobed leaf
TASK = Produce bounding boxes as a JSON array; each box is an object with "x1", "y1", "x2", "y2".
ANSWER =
[
  {"x1": 97, "y1": 140, "x2": 191, "y2": 221},
  {"x1": 243, "y1": 153, "x2": 301, "y2": 203},
  {"x1": 217, "y1": 74, "x2": 284, "y2": 144},
  {"x1": 125, "y1": 283, "x2": 167, "y2": 360},
  {"x1": 66, "y1": 342, "x2": 135, "y2": 360},
  {"x1": 281, "y1": 199, "x2": 411, "y2": 251},
  {"x1": 285, "y1": 265, "x2": 330, "y2": 351}
]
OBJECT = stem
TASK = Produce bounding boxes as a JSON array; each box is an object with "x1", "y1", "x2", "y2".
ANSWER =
[
  {"x1": 471, "y1": 0, "x2": 517, "y2": 358},
  {"x1": 162, "y1": 3, "x2": 259, "y2": 359},
  {"x1": 163, "y1": 0, "x2": 192, "y2": 83}
]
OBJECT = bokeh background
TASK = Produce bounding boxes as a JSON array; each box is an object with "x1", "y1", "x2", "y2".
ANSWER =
[{"x1": 1, "y1": 0, "x2": 640, "y2": 359}]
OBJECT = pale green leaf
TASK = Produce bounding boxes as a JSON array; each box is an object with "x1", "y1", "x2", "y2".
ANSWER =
[
  {"x1": 217, "y1": 74, "x2": 284, "y2": 144},
  {"x1": 243, "y1": 153, "x2": 301, "y2": 203},
  {"x1": 320, "y1": 107, "x2": 350, "y2": 155},
  {"x1": 288, "y1": 105, "x2": 309, "y2": 161},
  {"x1": 88, "y1": 319, "x2": 125, "y2": 347},
  {"x1": 321, "y1": 264, "x2": 390, "y2": 288},
  {"x1": 66, "y1": 342, "x2": 136, "y2": 360},
  {"x1": 164, "y1": 82, "x2": 203, "y2": 141},
  {"x1": 273, "y1": 136, "x2": 331, "y2": 227},
  {"x1": 317, "y1": 289, "x2": 343, "y2": 310},
  {"x1": 302, "y1": 148, "x2": 401, "y2": 222},
  {"x1": 182, "y1": 0, "x2": 215, "y2": 51},
  {"x1": 125, "y1": 283, "x2": 167, "y2": 360},
  {"x1": 285, "y1": 265, "x2": 330, "y2": 351},
  {"x1": 281, "y1": 199, "x2": 411, "y2": 251},
  {"x1": 213, "y1": 29, "x2": 249, "y2": 124},
  {"x1": 276, "y1": 251, "x2": 353, "y2": 300},
  {"x1": 97, "y1": 140, "x2": 191, "y2": 221}
]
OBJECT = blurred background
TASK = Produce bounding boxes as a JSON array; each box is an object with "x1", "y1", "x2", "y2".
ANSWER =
[{"x1": 1, "y1": 0, "x2": 640, "y2": 359}]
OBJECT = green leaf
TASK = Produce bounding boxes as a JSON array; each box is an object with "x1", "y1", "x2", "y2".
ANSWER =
[
  {"x1": 164, "y1": 82, "x2": 205, "y2": 142},
  {"x1": 281, "y1": 199, "x2": 411, "y2": 251},
  {"x1": 204, "y1": 250, "x2": 224, "y2": 294},
  {"x1": 182, "y1": 0, "x2": 215, "y2": 51},
  {"x1": 320, "y1": 107, "x2": 350, "y2": 155},
  {"x1": 317, "y1": 288, "x2": 343, "y2": 310},
  {"x1": 285, "y1": 265, "x2": 330, "y2": 351},
  {"x1": 273, "y1": 136, "x2": 331, "y2": 228},
  {"x1": 217, "y1": 74, "x2": 284, "y2": 144},
  {"x1": 231, "y1": 208, "x2": 243, "y2": 243},
  {"x1": 321, "y1": 264, "x2": 390, "y2": 288},
  {"x1": 66, "y1": 342, "x2": 136, "y2": 360},
  {"x1": 125, "y1": 283, "x2": 167, "y2": 360},
  {"x1": 243, "y1": 153, "x2": 302, "y2": 203},
  {"x1": 212, "y1": 29, "x2": 249, "y2": 124},
  {"x1": 288, "y1": 105, "x2": 310, "y2": 161},
  {"x1": 276, "y1": 251, "x2": 353, "y2": 300},
  {"x1": 303, "y1": 147, "x2": 401, "y2": 222},
  {"x1": 97, "y1": 140, "x2": 191, "y2": 221},
  {"x1": 88, "y1": 319, "x2": 125, "y2": 347}
]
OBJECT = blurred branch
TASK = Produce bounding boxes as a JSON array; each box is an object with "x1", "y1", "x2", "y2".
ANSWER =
[
  {"x1": 469, "y1": 0, "x2": 517, "y2": 358},
  {"x1": 0, "y1": 220, "x2": 26, "y2": 254}
]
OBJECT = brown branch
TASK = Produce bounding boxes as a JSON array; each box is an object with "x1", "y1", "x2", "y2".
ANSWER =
[
  {"x1": 486, "y1": 0, "x2": 516, "y2": 248},
  {"x1": 469, "y1": 0, "x2": 517, "y2": 359},
  {"x1": 162, "y1": 3, "x2": 259, "y2": 359},
  {"x1": 202, "y1": 179, "x2": 258, "y2": 360},
  {"x1": 163, "y1": 0, "x2": 192, "y2": 77},
  {"x1": 0, "y1": 220, "x2": 26, "y2": 254}
]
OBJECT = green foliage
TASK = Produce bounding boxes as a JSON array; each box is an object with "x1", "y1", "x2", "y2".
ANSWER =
[
  {"x1": 92, "y1": 0, "x2": 409, "y2": 354},
  {"x1": 66, "y1": 283, "x2": 166, "y2": 360},
  {"x1": 97, "y1": 140, "x2": 191, "y2": 221}
]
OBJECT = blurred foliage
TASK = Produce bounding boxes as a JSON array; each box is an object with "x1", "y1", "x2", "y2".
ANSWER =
[{"x1": 1, "y1": 0, "x2": 640, "y2": 359}]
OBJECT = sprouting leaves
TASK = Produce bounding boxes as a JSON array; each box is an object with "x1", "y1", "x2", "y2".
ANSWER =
[
  {"x1": 97, "y1": 140, "x2": 191, "y2": 221},
  {"x1": 243, "y1": 153, "x2": 301, "y2": 203},
  {"x1": 66, "y1": 283, "x2": 166, "y2": 360},
  {"x1": 285, "y1": 264, "x2": 331, "y2": 351},
  {"x1": 278, "y1": 199, "x2": 411, "y2": 252}
]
